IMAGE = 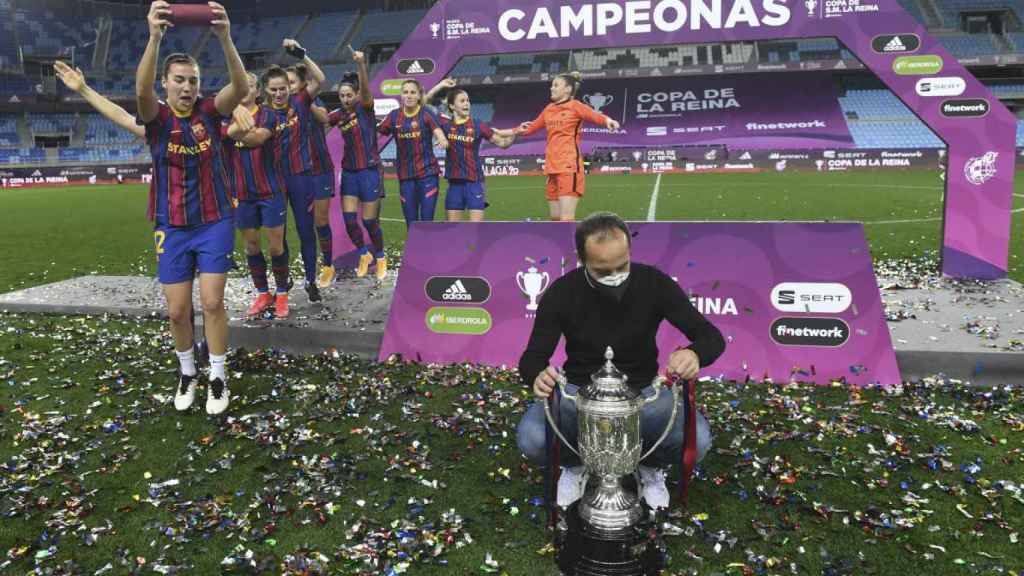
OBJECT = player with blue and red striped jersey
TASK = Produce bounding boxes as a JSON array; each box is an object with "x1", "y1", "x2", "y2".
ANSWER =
[
  {"x1": 288, "y1": 62, "x2": 338, "y2": 287},
  {"x1": 377, "y1": 79, "x2": 449, "y2": 226},
  {"x1": 327, "y1": 47, "x2": 387, "y2": 279},
  {"x1": 136, "y1": 0, "x2": 249, "y2": 415},
  {"x1": 263, "y1": 42, "x2": 330, "y2": 302},
  {"x1": 221, "y1": 72, "x2": 291, "y2": 320},
  {"x1": 433, "y1": 82, "x2": 517, "y2": 222}
]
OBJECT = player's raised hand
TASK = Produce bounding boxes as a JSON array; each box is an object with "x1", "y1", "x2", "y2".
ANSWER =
[
  {"x1": 516, "y1": 121, "x2": 531, "y2": 135},
  {"x1": 54, "y1": 61, "x2": 86, "y2": 93},
  {"x1": 348, "y1": 45, "x2": 365, "y2": 64},
  {"x1": 440, "y1": 78, "x2": 456, "y2": 89},
  {"x1": 606, "y1": 118, "x2": 620, "y2": 131},
  {"x1": 209, "y1": 2, "x2": 230, "y2": 39},
  {"x1": 147, "y1": 0, "x2": 173, "y2": 39},
  {"x1": 231, "y1": 105, "x2": 255, "y2": 133}
]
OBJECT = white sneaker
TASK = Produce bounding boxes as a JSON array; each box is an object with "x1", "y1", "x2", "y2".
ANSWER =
[
  {"x1": 557, "y1": 465, "x2": 587, "y2": 507},
  {"x1": 206, "y1": 378, "x2": 230, "y2": 415},
  {"x1": 174, "y1": 373, "x2": 197, "y2": 411},
  {"x1": 638, "y1": 465, "x2": 670, "y2": 509}
]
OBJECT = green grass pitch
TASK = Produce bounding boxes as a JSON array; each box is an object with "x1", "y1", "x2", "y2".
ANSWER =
[{"x1": 0, "y1": 171, "x2": 1022, "y2": 574}]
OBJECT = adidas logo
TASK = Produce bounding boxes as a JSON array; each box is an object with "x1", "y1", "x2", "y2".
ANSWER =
[
  {"x1": 405, "y1": 60, "x2": 425, "y2": 74},
  {"x1": 443, "y1": 279, "x2": 473, "y2": 301},
  {"x1": 739, "y1": 152, "x2": 751, "y2": 160},
  {"x1": 883, "y1": 36, "x2": 906, "y2": 52}
]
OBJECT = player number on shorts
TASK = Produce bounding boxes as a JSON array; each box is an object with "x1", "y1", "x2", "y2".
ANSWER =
[{"x1": 153, "y1": 231, "x2": 166, "y2": 257}]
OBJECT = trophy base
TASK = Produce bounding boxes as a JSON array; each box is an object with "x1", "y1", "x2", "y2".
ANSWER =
[{"x1": 556, "y1": 501, "x2": 666, "y2": 576}]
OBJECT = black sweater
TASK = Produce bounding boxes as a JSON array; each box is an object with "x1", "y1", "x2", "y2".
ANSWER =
[{"x1": 518, "y1": 263, "x2": 726, "y2": 390}]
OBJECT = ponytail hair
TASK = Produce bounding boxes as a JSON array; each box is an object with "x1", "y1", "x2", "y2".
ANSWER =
[
  {"x1": 556, "y1": 71, "x2": 583, "y2": 98},
  {"x1": 339, "y1": 71, "x2": 359, "y2": 91}
]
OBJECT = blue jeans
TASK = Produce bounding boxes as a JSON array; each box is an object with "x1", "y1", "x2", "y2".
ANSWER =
[{"x1": 516, "y1": 382, "x2": 712, "y2": 468}]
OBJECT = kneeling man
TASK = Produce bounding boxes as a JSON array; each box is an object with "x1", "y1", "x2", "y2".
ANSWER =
[{"x1": 517, "y1": 212, "x2": 726, "y2": 509}]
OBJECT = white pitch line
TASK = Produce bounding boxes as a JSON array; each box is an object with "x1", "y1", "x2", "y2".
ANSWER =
[{"x1": 647, "y1": 172, "x2": 662, "y2": 221}]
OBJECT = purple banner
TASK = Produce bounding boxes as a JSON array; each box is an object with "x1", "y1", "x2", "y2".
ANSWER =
[
  {"x1": 380, "y1": 222, "x2": 901, "y2": 386},
  {"x1": 370, "y1": 0, "x2": 1016, "y2": 279},
  {"x1": 483, "y1": 73, "x2": 853, "y2": 156}
]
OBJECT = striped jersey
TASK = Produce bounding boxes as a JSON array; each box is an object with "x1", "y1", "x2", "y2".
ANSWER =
[
  {"x1": 327, "y1": 101, "x2": 380, "y2": 172},
  {"x1": 440, "y1": 116, "x2": 493, "y2": 182},
  {"x1": 144, "y1": 98, "x2": 232, "y2": 227},
  {"x1": 221, "y1": 105, "x2": 286, "y2": 201},
  {"x1": 378, "y1": 106, "x2": 442, "y2": 181},
  {"x1": 269, "y1": 90, "x2": 331, "y2": 176}
]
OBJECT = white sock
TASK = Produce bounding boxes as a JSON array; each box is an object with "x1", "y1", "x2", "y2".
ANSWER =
[
  {"x1": 176, "y1": 347, "x2": 197, "y2": 377},
  {"x1": 209, "y1": 353, "x2": 227, "y2": 382}
]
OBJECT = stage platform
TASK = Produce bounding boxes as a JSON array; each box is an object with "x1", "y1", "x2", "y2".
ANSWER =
[{"x1": 1, "y1": 274, "x2": 1021, "y2": 385}]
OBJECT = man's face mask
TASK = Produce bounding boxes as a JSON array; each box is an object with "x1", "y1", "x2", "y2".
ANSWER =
[
  {"x1": 594, "y1": 270, "x2": 629, "y2": 287},
  {"x1": 586, "y1": 263, "x2": 631, "y2": 301}
]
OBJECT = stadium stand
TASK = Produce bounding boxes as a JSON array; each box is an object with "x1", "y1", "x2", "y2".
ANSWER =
[
  {"x1": 938, "y1": 34, "x2": 1003, "y2": 57},
  {"x1": 3, "y1": 0, "x2": 1024, "y2": 166},
  {"x1": 346, "y1": 10, "x2": 424, "y2": 51},
  {"x1": 0, "y1": 0, "x2": 19, "y2": 70},
  {"x1": 14, "y1": 6, "x2": 96, "y2": 63},
  {"x1": 296, "y1": 11, "x2": 358, "y2": 60},
  {"x1": 0, "y1": 114, "x2": 20, "y2": 146},
  {"x1": 934, "y1": 0, "x2": 1022, "y2": 28}
]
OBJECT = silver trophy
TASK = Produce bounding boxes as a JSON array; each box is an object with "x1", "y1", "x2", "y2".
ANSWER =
[{"x1": 544, "y1": 347, "x2": 679, "y2": 574}]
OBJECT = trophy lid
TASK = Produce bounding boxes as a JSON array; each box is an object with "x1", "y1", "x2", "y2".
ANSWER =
[{"x1": 585, "y1": 347, "x2": 635, "y2": 400}]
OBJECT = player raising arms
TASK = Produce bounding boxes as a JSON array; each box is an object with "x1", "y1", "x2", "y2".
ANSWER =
[
  {"x1": 326, "y1": 47, "x2": 387, "y2": 279},
  {"x1": 516, "y1": 72, "x2": 620, "y2": 222},
  {"x1": 263, "y1": 39, "x2": 328, "y2": 302},
  {"x1": 428, "y1": 79, "x2": 517, "y2": 222},
  {"x1": 55, "y1": 61, "x2": 145, "y2": 139},
  {"x1": 222, "y1": 73, "x2": 292, "y2": 319},
  {"x1": 377, "y1": 79, "x2": 449, "y2": 226},
  {"x1": 136, "y1": 1, "x2": 249, "y2": 415},
  {"x1": 285, "y1": 60, "x2": 338, "y2": 289}
]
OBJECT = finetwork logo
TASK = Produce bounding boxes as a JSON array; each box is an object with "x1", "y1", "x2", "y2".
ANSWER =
[
  {"x1": 770, "y1": 318, "x2": 850, "y2": 347},
  {"x1": 424, "y1": 276, "x2": 492, "y2": 304},
  {"x1": 964, "y1": 151, "x2": 998, "y2": 186},
  {"x1": 746, "y1": 120, "x2": 827, "y2": 131},
  {"x1": 941, "y1": 99, "x2": 989, "y2": 118}
]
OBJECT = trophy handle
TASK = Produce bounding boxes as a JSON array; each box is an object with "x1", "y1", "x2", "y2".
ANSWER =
[
  {"x1": 639, "y1": 379, "x2": 681, "y2": 462},
  {"x1": 606, "y1": 95, "x2": 614, "y2": 105},
  {"x1": 515, "y1": 271, "x2": 526, "y2": 292},
  {"x1": 539, "y1": 272, "x2": 550, "y2": 291},
  {"x1": 543, "y1": 374, "x2": 581, "y2": 459}
]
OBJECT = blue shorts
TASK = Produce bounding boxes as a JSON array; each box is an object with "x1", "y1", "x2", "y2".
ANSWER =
[
  {"x1": 312, "y1": 172, "x2": 336, "y2": 200},
  {"x1": 399, "y1": 174, "x2": 440, "y2": 201},
  {"x1": 341, "y1": 168, "x2": 382, "y2": 203},
  {"x1": 235, "y1": 194, "x2": 287, "y2": 230},
  {"x1": 154, "y1": 218, "x2": 235, "y2": 284},
  {"x1": 445, "y1": 179, "x2": 486, "y2": 211}
]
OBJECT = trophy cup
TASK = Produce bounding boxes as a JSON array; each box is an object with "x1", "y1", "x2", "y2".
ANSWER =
[
  {"x1": 805, "y1": 0, "x2": 817, "y2": 16},
  {"x1": 544, "y1": 347, "x2": 680, "y2": 575},
  {"x1": 517, "y1": 266, "x2": 550, "y2": 311}
]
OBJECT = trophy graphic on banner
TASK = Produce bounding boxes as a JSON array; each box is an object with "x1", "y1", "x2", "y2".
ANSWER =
[
  {"x1": 582, "y1": 93, "x2": 614, "y2": 113},
  {"x1": 517, "y1": 266, "x2": 550, "y2": 311},
  {"x1": 430, "y1": 21, "x2": 440, "y2": 38},
  {"x1": 805, "y1": 0, "x2": 817, "y2": 16}
]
